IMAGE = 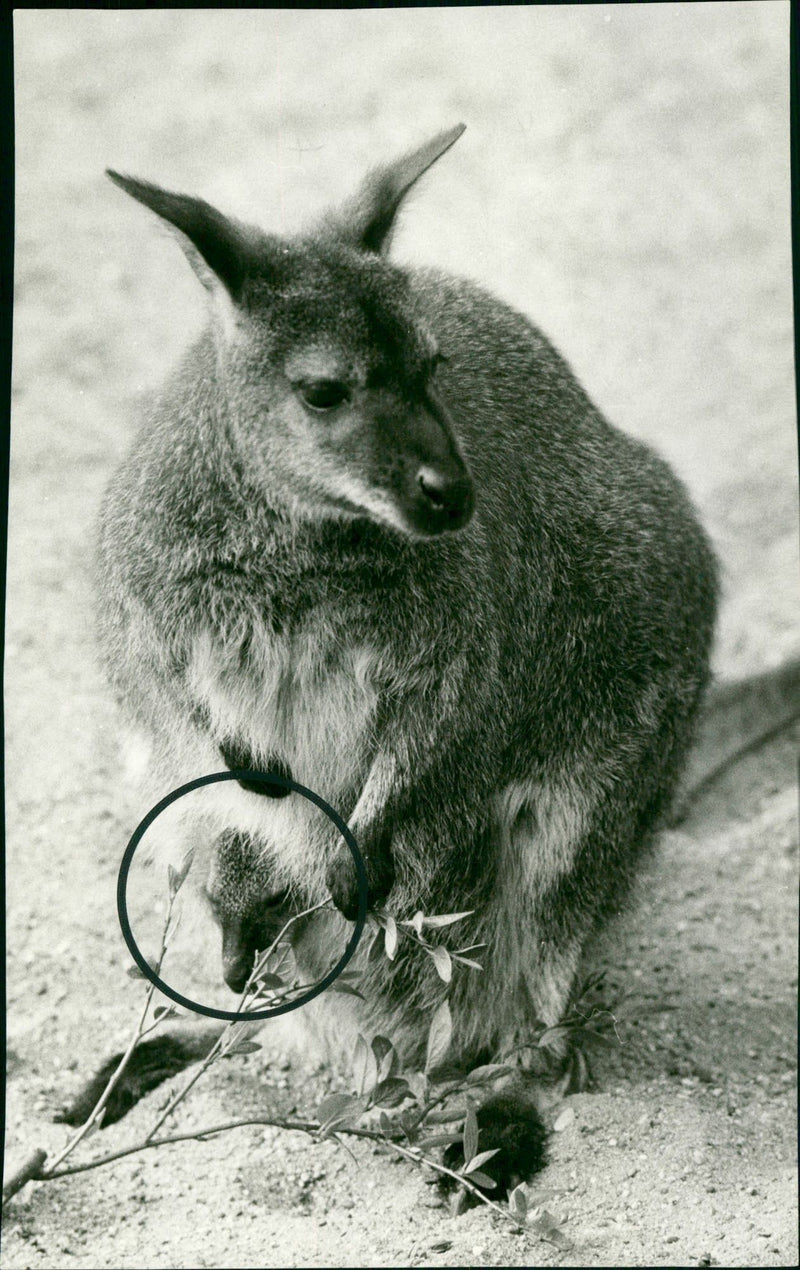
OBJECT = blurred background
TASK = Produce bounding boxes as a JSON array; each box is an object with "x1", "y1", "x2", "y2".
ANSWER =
[{"x1": 6, "y1": 6, "x2": 796, "y2": 1267}]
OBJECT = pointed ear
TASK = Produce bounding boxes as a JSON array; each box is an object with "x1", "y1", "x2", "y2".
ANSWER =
[
  {"x1": 331, "y1": 124, "x2": 466, "y2": 255},
  {"x1": 106, "y1": 170, "x2": 255, "y2": 302}
]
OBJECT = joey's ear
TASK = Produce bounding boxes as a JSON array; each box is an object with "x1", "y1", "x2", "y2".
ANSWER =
[
  {"x1": 106, "y1": 170, "x2": 257, "y2": 302},
  {"x1": 330, "y1": 124, "x2": 466, "y2": 255}
]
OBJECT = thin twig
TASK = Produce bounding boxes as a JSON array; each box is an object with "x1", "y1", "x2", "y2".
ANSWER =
[
  {"x1": 44, "y1": 890, "x2": 180, "y2": 1173},
  {"x1": 143, "y1": 898, "x2": 331, "y2": 1142},
  {"x1": 6, "y1": 894, "x2": 524, "y2": 1236},
  {"x1": 405, "y1": 1068, "x2": 509, "y2": 1135},
  {"x1": 379, "y1": 1136, "x2": 517, "y2": 1226},
  {"x1": 3, "y1": 1150, "x2": 49, "y2": 1202},
  {"x1": 39, "y1": 1112, "x2": 519, "y2": 1229}
]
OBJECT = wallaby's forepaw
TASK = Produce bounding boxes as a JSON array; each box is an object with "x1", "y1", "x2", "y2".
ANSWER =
[
  {"x1": 440, "y1": 1088, "x2": 548, "y2": 1205},
  {"x1": 55, "y1": 1034, "x2": 213, "y2": 1128},
  {"x1": 326, "y1": 843, "x2": 394, "y2": 921}
]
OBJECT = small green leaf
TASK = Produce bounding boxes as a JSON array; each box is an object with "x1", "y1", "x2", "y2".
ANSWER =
[
  {"x1": 463, "y1": 1101, "x2": 479, "y2": 1165},
  {"x1": 226, "y1": 1041, "x2": 262, "y2": 1056},
  {"x1": 352, "y1": 1033, "x2": 378, "y2": 1096},
  {"x1": 404, "y1": 1070, "x2": 429, "y2": 1103},
  {"x1": 400, "y1": 1108, "x2": 421, "y2": 1142},
  {"x1": 428, "y1": 945, "x2": 452, "y2": 983},
  {"x1": 538, "y1": 1024, "x2": 569, "y2": 1048},
  {"x1": 367, "y1": 927, "x2": 386, "y2": 963},
  {"x1": 317, "y1": 1092, "x2": 365, "y2": 1132},
  {"x1": 419, "y1": 911, "x2": 474, "y2": 929},
  {"x1": 126, "y1": 965, "x2": 146, "y2": 979},
  {"x1": 401, "y1": 911, "x2": 425, "y2": 937},
  {"x1": 329, "y1": 981, "x2": 365, "y2": 999},
  {"x1": 421, "y1": 1107, "x2": 464, "y2": 1125},
  {"x1": 417, "y1": 1132, "x2": 464, "y2": 1149},
  {"x1": 463, "y1": 1169, "x2": 496, "y2": 1190},
  {"x1": 317, "y1": 1092, "x2": 353, "y2": 1122},
  {"x1": 383, "y1": 915, "x2": 398, "y2": 960},
  {"x1": 465, "y1": 1064, "x2": 512, "y2": 1083},
  {"x1": 509, "y1": 1183, "x2": 528, "y2": 1221},
  {"x1": 379, "y1": 1111, "x2": 394, "y2": 1136},
  {"x1": 424, "y1": 999, "x2": 452, "y2": 1074},
  {"x1": 530, "y1": 1209, "x2": 572, "y2": 1248},
  {"x1": 167, "y1": 853, "x2": 192, "y2": 898},
  {"x1": 371, "y1": 1077, "x2": 410, "y2": 1109},
  {"x1": 253, "y1": 972, "x2": 286, "y2": 990},
  {"x1": 371, "y1": 1035, "x2": 397, "y2": 1081},
  {"x1": 426, "y1": 1060, "x2": 468, "y2": 1085},
  {"x1": 464, "y1": 1147, "x2": 500, "y2": 1174},
  {"x1": 153, "y1": 1005, "x2": 178, "y2": 1021},
  {"x1": 451, "y1": 955, "x2": 483, "y2": 972}
]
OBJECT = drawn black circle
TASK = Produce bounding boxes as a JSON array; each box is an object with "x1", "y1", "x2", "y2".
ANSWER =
[{"x1": 117, "y1": 769, "x2": 367, "y2": 1021}]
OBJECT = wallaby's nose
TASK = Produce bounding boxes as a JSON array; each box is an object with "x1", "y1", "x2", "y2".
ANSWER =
[
  {"x1": 224, "y1": 956, "x2": 252, "y2": 996},
  {"x1": 416, "y1": 466, "x2": 475, "y2": 532},
  {"x1": 222, "y1": 927, "x2": 255, "y2": 994}
]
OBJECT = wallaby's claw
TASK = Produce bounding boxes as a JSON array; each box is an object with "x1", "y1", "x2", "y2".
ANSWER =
[{"x1": 325, "y1": 845, "x2": 394, "y2": 921}]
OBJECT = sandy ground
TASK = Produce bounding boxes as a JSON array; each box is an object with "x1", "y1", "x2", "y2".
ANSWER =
[{"x1": 4, "y1": 5, "x2": 798, "y2": 1267}]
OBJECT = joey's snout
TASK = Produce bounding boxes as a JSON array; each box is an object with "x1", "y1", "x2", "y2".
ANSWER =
[
  {"x1": 221, "y1": 920, "x2": 256, "y2": 995},
  {"x1": 217, "y1": 888, "x2": 294, "y2": 994},
  {"x1": 206, "y1": 829, "x2": 296, "y2": 994}
]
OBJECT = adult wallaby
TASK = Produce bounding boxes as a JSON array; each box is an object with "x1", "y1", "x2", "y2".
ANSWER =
[{"x1": 81, "y1": 125, "x2": 722, "y2": 1191}]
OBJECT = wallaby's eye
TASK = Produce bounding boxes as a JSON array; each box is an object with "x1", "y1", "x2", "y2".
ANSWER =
[{"x1": 298, "y1": 380, "x2": 350, "y2": 412}]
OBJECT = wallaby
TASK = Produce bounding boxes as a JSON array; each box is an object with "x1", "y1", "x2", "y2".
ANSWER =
[{"x1": 78, "y1": 125, "x2": 728, "y2": 1191}]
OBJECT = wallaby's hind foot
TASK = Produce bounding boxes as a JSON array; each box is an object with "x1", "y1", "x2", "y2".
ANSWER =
[
  {"x1": 440, "y1": 1083, "x2": 548, "y2": 1203},
  {"x1": 56, "y1": 1029, "x2": 221, "y2": 1128}
]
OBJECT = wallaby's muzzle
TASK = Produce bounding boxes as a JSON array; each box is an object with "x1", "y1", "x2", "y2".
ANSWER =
[
  {"x1": 410, "y1": 462, "x2": 474, "y2": 535},
  {"x1": 218, "y1": 889, "x2": 295, "y2": 994},
  {"x1": 389, "y1": 390, "x2": 475, "y2": 537}
]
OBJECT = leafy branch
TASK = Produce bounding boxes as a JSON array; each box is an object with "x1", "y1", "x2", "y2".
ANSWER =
[
  {"x1": 3, "y1": 880, "x2": 581, "y2": 1245},
  {"x1": 369, "y1": 907, "x2": 486, "y2": 984}
]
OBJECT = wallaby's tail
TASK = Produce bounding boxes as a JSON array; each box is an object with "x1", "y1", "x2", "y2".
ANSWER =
[
  {"x1": 681, "y1": 656, "x2": 800, "y2": 807},
  {"x1": 55, "y1": 1025, "x2": 225, "y2": 1128}
]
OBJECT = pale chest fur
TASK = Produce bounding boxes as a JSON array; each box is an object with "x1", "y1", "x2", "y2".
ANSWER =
[{"x1": 134, "y1": 617, "x2": 385, "y2": 900}]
